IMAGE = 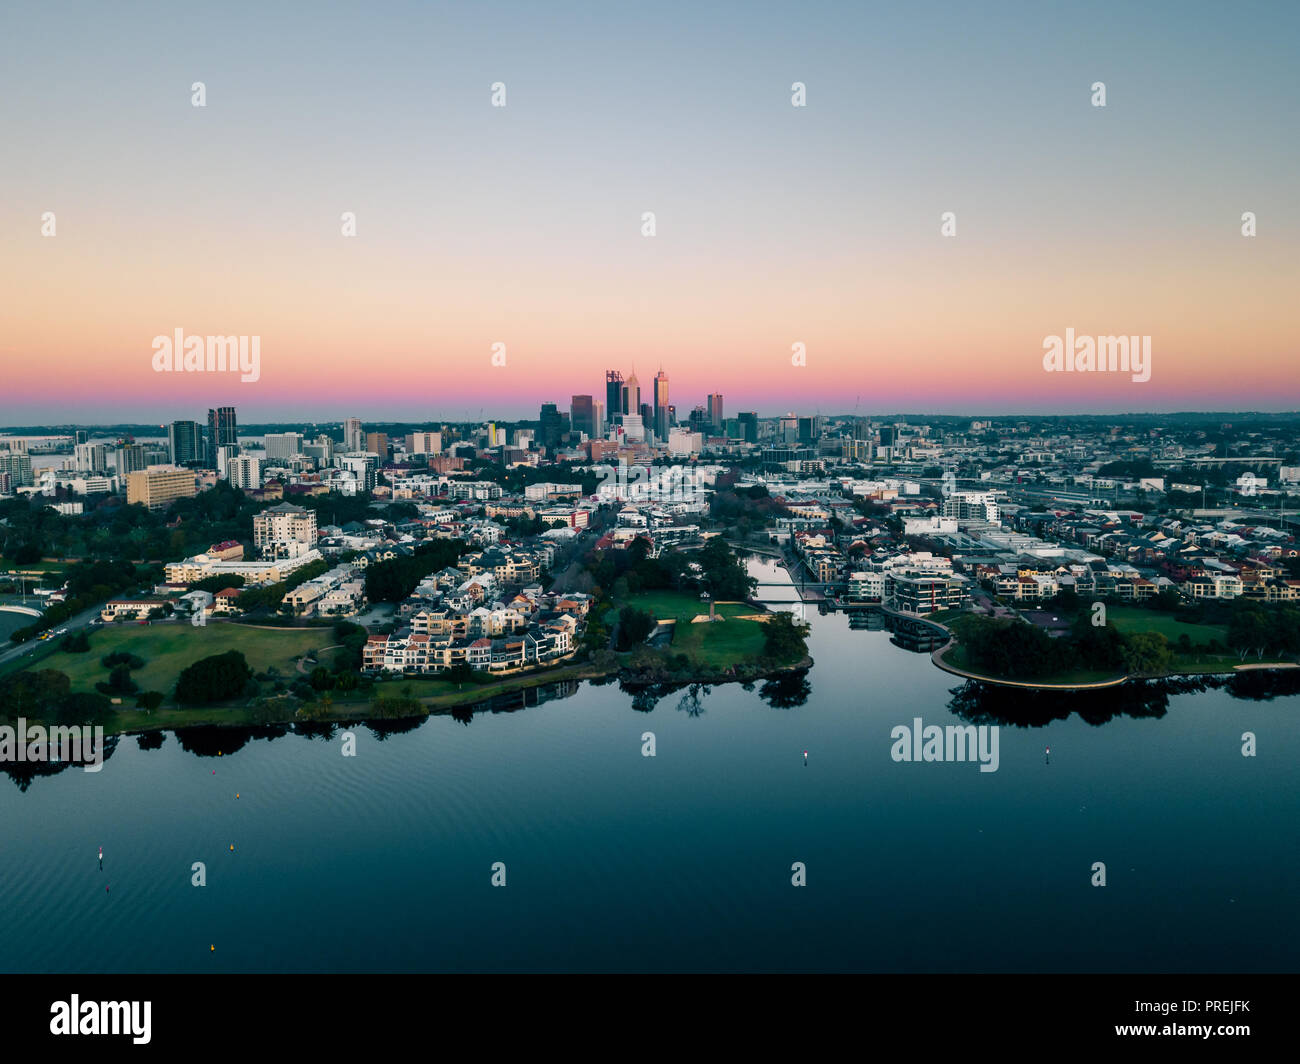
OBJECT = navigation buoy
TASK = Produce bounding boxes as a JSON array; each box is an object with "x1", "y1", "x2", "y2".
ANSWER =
[
  {"x1": 235, "y1": 793, "x2": 239, "y2": 799},
  {"x1": 210, "y1": 944, "x2": 215, "y2": 952},
  {"x1": 803, "y1": 750, "x2": 808, "y2": 765},
  {"x1": 229, "y1": 844, "x2": 234, "y2": 851}
]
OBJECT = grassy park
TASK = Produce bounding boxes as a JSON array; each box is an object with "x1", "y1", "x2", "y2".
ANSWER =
[
  {"x1": 622, "y1": 591, "x2": 755, "y2": 623},
  {"x1": 619, "y1": 590, "x2": 787, "y2": 671},
  {"x1": 1100, "y1": 604, "x2": 1229, "y2": 647},
  {"x1": 42, "y1": 622, "x2": 334, "y2": 702}
]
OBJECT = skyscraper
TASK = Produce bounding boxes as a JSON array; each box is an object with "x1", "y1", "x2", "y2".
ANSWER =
[
  {"x1": 653, "y1": 369, "x2": 669, "y2": 442},
  {"x1": 168, "y1": 420, "x2": 203, "y2": 467},
  {"x1": 738, "y1": 411, "x2": 758, "y2": 443},
  {"x1": 207, "y1": 407, "x2": 237, "y2": 468},
  {"x1": 605, "y1": 371, "x2": 624, "y2": 423},
  {"x1": 343, "y1": 417, "x2": 364, "y2": 453},
  {"x1": 707, "y1": 393, "x2": 723, "y2": 433},
  {"x1": 624, "y1": 371, "x2": 641, "y2": 419},
  {"x1": 570, "y1": 395, "x2": 595, "y2": 438},
  {"x1": 539, "y1": 402, "x2": 563, "y2": 452}
]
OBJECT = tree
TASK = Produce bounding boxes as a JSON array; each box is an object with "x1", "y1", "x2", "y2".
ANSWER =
[
  {"x1": 1121, "y1": 632, "x2": 1173, "y2": 676},
  {"x1": 616, "y1": 606, "x2": 657, "y2": 651},
  {"x1": 762, "y1": 611, "x2": 809, "y2": 663},
  {"x1": 60, "y1": 630, "x2": 91, "y2": 653},
  {"x1": 135, "y1": 691, "x2": 165, "y2": 712},
  {"x1": 174, "y1": 650, "x2": 255, "y2": 706}
]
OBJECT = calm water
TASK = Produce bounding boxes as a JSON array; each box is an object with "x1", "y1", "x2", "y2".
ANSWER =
[{"x1": 2, "y1": 557, "x2": 1297, "y2": 972}]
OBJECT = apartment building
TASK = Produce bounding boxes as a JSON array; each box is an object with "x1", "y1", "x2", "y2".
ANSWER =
[
  {"x1": 253, "y1": 502, "x2": 318, "y2": 559},
  {"x1": 126, "y1": 467, "x2": 197, "y2": 511}
]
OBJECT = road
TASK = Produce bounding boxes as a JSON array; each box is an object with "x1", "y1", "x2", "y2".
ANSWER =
[{"x1": 0, "y1": 600, "x2": 105, "y2": 671}]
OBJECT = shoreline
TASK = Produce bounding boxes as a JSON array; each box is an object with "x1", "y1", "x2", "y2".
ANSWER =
[
  {"x1": 25, "y1": 648, "x2": 815, "y2": 739},
  {"x1": 926, "y1": 616, "x2": 1300, "y2": 691}
]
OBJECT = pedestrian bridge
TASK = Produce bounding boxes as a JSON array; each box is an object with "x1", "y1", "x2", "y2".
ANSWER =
[{"x1": 0, "y1": 604, "x2": 42, "y2": 617}]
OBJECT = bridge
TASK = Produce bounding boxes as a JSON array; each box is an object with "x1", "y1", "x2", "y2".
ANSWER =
[{"x1": 0, "y1": 604, "x2": 42, "y2": 617}]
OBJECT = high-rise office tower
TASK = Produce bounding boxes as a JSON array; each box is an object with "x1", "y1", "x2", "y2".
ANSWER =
[
  {"x1": 168, "y1": 420, "x2": 203, "y2": 467},
  {"x1": 74, "y1": 430, "x2": 89, "y2": 446},
  {"x1": 364, "y1": 432, "x2": 389, "y2": 457},
  {"x1": 594, "y1": 400, "x2": 605, "y2": 437},
  {"x1": 343, "y1": 418, "x2": 364, "y2": 453},
  {"x1": 539, "y1": 403, "x2": 563, "y2": 451},
  {"x1": 624, "y1": 371, "x2": 640, "y2": 417},
  {"x1": 570, "y1": 395, "x2": 595, "y2": 438},
  {"x1": 798, "y1": 416, "x2": 822, "y2": 444},
  {"x1": 207, "y1": 407, "x2": 238, "y2": 467},
  {"x1": 707, "y1": 393, "x2": 724, "y2": 433},
  {"x1": 653, "y1": 369, "x2": 669, "y2": 442},
  {"x1": 738, "y1": 411, "x2": 758, "y2": 443},
  {"x1": 605, "y1": 370, "x2": 624, "y2": 423}
]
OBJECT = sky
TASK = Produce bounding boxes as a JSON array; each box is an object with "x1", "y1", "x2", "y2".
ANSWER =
[{"x1": 1, "y1": 0, "x2": 1298, "y2": 425}]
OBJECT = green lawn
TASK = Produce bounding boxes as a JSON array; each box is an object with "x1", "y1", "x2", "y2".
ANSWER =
[
  {"x1": 1102, "y1": 605, "x2": 1229, "y2": 646},
  {"x1": 669, "y1": 617, "x2": 768, "y2": 666},
  {"x1": 620, "y1": 590, "x2": 770, "y2": 666},
  {"x1": 46, "y1": 622, "x2": 333, "y2": 700},
  {"x1": 623, "y1": 591, "x2": 754, "y2": 623}
]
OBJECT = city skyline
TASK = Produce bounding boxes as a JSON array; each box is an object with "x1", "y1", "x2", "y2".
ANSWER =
[{"x1": 3, "y1": 1, "x2": 1298, "y2": 424}]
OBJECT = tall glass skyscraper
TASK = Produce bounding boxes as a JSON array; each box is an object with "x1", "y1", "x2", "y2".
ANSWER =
[
  {"x1": 570, "y1": 395, "x2": 595, "y2": 438},
  {"x1": 653, "y1": 369, "x2": 669, "y2": 442},
  {"x1": 605, "y1": 370, "x2": 624, "y2": 423},
  {"x1": 207, "y1": 407, "x2": 237, "y2": 468},
  {"x1": 168, "y1": 420, "x2": 203, "y2": 466}
]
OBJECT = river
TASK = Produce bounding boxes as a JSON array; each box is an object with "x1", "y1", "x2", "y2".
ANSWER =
[{"x1": 1, "y1": 556, "x2": 1296, "y2": 972}]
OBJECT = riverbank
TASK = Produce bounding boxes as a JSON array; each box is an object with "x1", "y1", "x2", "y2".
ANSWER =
[
  {"x1": 929, "y1": 612, "x2": 1299, "y2": 690},
  {"x1": 18, "y1": 637, "x2": 814, "y2": 738}
]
